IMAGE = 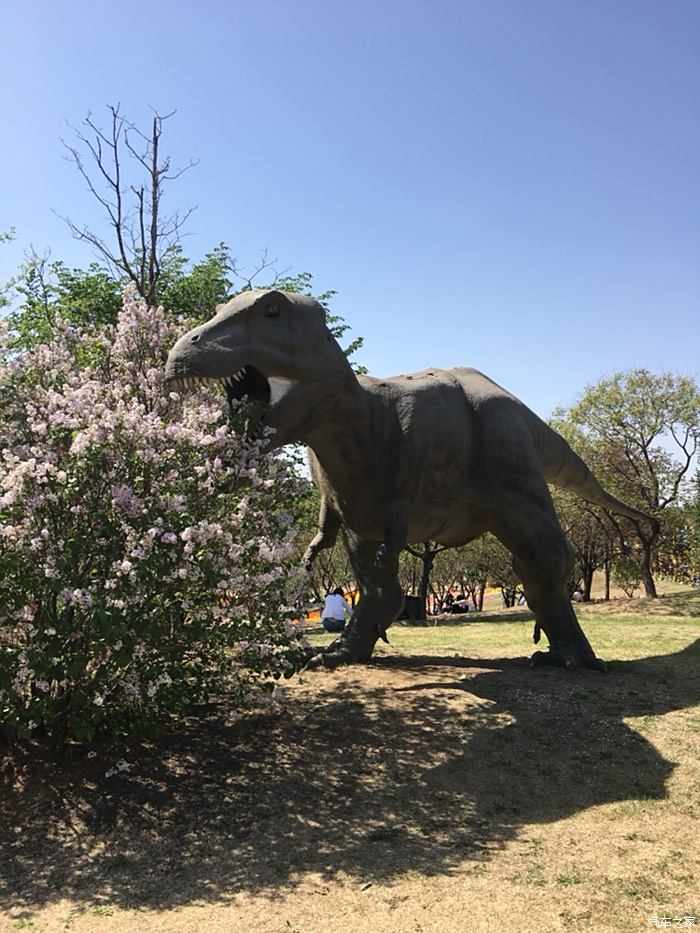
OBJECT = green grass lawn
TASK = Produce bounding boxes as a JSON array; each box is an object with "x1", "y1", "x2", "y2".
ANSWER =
[{"x1": 309, "y1": 587, "x2": 700, "y2": 665}]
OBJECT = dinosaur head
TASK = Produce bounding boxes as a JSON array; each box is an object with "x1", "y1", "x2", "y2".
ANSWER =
[{"x1": 164, "y1": 289, "x2": 351, "y2": 445}]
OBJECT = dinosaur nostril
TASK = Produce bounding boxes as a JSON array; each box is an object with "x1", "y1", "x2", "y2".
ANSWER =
[{"x1": 191, "y1": 334, "x2": 201, "y2": 343}]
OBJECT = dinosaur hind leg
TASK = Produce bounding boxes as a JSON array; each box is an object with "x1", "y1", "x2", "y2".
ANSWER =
[
  {"x1": 492, "y1": 485, "x2": 606, "y2": 673},
  {"x1": 311, "y1": 531, "x2": 403, "y2": 667}
]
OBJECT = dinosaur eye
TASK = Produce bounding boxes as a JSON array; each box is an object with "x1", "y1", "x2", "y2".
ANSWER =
[{"x1": 265, "y1": 304, "x2": 280, "y2": 318}]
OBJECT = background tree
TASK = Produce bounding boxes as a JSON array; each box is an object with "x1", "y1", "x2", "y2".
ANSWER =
[
  {"x1": 400, "y1": 542, "x2": 450, "y2": 620},
  {"x1": 484, "y1": 535, "x2": 523, "y2": 607},
  {"x1": 397, "y1": 549, "x2": 420, "y2": 605},
  {"x1": 652, "y1": 504, "x2": 694, "y2": 582},
  {"x1": 60, "y1": 106, "x2": 196, "y2": 306},
  {"x1": 564, "y1": 369, "x2": 700, "y2": 597},
  {"x1": 6, "y1": 251, "x2": 122, "y2": 348},
  {"x1": 551, "y1": 487, "x2": 612, "y2": 600},
  {"x1": 452, "y1": 536, "x2": 508, "y2": 610},
  {"x1": 5, "y1": 107, "x2": 364, "y2": 369},
  {"x1": 687, "y1": 472, "x2": 700, "y2": 583},
  {"x1": 430, "y1": 546, "x2": 472, "y2": 609},
  {"x1": 611, "y1": 555, "x2": 642, "y2": 598},
  {"x1": 0, "y1": 228, "x2": 15, "y2": 313},
  {"x1": 548, "y1": 416, "x2": 621, "y2": 601},
  {"x1": 5, "y1": 244, "x2": 234, "y2": 350},
  {"x1": 399, "y1": 533, "x2": 527, "y2": 616}
]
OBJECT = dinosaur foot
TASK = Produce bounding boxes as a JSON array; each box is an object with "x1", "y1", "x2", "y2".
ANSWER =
[
  {"x1": 529, "y1": 647, "x2": 608, "y2": 673},
  {"x1": 304, "y1": 651, "x2": 347, "y2": 671},
  {"x1": 300, "y1": 640, "x2": 372, "y2": 671}
]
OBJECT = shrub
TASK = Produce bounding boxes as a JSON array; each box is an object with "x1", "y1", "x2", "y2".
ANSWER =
[
  {"x1": 0, "y1": 286, "x2": 307, "y2": 743},
  {"x1": 611, "y1": 555, "x2": 643, "y2": 599}
]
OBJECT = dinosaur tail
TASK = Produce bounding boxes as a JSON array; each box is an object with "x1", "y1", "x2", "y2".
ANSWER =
[{"x1": 537, "y1": 422, "x2": 660, "y2": 533}]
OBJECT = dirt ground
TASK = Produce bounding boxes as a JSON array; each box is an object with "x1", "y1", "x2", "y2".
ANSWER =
[{"x1": 1, "y1": 595, "x2": 699, "y2": 932}]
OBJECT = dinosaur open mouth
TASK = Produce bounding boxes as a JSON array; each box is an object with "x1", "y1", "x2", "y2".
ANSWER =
[
  {"x1": 222, "y1": 365, "x2": 271, "y2": 406},
  {"x1": 167, "y1": 365, "x2": 273, "y2": 436},
  {"x1": 168, "y1": 365, "x2": 271, "y2": 407}
]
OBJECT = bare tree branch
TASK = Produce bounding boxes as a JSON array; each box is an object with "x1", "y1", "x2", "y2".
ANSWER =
[
  {"x1": 58, "y1": 105, "x2": 197, "y2": 304},
  {"x1": 230, "y1": 249, "x2": 292, "y2": 292}
]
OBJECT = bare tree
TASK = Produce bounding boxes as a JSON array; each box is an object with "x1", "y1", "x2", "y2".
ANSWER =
[
  {"x1": 551, "y1": 487, "x2": 615, "y2": 600},
  {"x1": 404, "y1": 542, "x2": 450, "y2": 620},
  {"x1": 59, "y1": 105, "x2": 197, "y2": 305}
]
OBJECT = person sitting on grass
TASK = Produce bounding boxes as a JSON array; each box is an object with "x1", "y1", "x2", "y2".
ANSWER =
[{"x1": 321, "y1": 587, "x2": 353, "y2": 633}]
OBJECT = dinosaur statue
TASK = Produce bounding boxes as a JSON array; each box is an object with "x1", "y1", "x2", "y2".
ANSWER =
[{"x1": 165, "y1": 289, "x2": 657, "y2": 672}]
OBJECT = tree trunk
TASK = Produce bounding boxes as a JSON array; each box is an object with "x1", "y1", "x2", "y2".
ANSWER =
[
  {"x1": 639, "y1": 542, "x2": 658, "y2": 598},
  {"x1": 416, "y1": 550, "x2": 435, "y2": 621},
  {"x1": 603, "y1": 558, "x2": 611, "y2": 601},
  {"x1": 581, "y1": 565, "x2": 595, "y2": 602},
  {"x1": 477, "y1": 582, "x2": 485, "y2": 611}
]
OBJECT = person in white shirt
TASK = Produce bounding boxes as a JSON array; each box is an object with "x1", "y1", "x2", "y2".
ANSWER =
[{"x1": 321, "y1": 588, "x2": 352, "y2": 633}]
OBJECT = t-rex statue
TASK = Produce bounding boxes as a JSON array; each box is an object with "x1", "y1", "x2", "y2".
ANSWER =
[{"x1": 165, "y1": 289, "x2": 657, "y2": 672}]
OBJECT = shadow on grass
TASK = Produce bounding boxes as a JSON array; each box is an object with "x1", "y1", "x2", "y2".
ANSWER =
[{"x1": 1, "y1": 638, "x2": 698, "y2": 916}]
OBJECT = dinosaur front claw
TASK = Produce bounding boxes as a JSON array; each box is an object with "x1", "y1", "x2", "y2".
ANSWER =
[{"x1": 301, "y1": 551, "x2": 314, "y2": 572}]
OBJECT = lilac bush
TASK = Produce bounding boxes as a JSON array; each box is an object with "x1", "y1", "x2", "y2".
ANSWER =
[{"x1": 0, "y1": 286, "x2": 307, "y2": 742}]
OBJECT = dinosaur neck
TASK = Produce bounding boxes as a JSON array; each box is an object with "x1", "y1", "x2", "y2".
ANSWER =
[
  {"x1": 262, "y1": 346, "x2": 362, "y2": 448},
  {"x1": 304, "y1": 369, "x2": 366, "y2": 442},
  {"x1": 304, "y1": 371, "x2": 374, "y2": 486}
]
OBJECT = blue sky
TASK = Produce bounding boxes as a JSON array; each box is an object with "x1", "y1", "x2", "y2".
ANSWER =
[{"x1": 2, "y1": 0, "x2": 698, "y2": 416}]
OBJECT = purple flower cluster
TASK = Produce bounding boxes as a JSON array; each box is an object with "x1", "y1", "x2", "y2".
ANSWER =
[{"x1": 0, "y1": 286, "x2": 306, "y2": 742}]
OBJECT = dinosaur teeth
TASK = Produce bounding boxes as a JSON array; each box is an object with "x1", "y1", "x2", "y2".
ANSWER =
[
  {"x1": 213, "y1": 370, "x2": 247, "y2": 389},
  {"x1": 169, "y1": 374, "x2": 222, "y2": 392},
  {"x1": 222, "y1": 371, "x2": 245, "y2": 386}
]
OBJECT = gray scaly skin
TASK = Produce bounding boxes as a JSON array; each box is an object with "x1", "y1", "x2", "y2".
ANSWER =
[{"x1": 165, "y1": 289, "x2": 658, "y2": 672}]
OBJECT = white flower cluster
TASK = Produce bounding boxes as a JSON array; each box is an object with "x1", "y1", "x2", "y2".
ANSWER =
[{"x1": 0, "y1": 286, "x2": 308, "y2": 742}]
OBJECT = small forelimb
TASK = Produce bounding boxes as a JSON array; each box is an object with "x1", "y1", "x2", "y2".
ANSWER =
[
  {"x1": 302, "y1": 499, "x2": 341, "y2": 570},
  {"x1": 374, "y1": 499, "x2": 408, "y2": 567}
]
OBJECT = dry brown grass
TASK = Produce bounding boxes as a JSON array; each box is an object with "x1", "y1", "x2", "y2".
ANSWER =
[{"x1": 2, "y1": 584, "x2": 699, "y2": 932}]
